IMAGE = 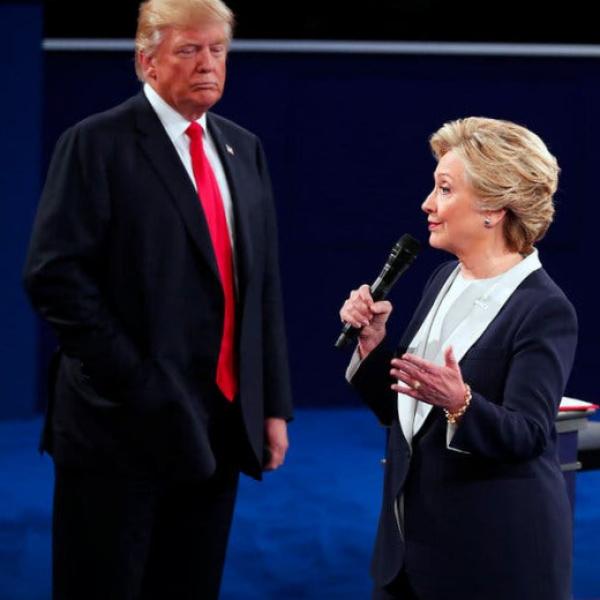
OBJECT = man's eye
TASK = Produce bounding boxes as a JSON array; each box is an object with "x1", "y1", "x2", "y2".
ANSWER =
[{"x1": 177, "y1": 46, "x2": 196, "y2": 56}]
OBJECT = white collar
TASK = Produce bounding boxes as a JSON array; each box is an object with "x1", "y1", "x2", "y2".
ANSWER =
[{"x1": 143, "y1": 83, "x2": 208, "y2": 139}]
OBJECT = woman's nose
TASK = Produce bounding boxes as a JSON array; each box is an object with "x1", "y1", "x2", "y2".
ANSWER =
[{"x1": 422, "y1": 191, "x2": 435, "y2": 213}]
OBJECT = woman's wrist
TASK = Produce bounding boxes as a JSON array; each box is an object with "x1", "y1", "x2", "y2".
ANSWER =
[
  {"x1": 444, "y1": 383, "x2": 472, "y2": 424},
  {"x1": 357, "y1": 331, "x2": 385, "y2": 359}
]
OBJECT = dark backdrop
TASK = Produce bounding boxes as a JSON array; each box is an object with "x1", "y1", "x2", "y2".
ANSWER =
[
  {"x1": 1, "y1": 2, "x2": 598, "y2": 415},
  {"x1": 41, "y1": 47, "x2": 599, "y2": 408},
  {"x1": 0, "y1": 2, "x2": 41, "y2": 419},
  {"x1": 42, "y1": 0, "x2": 600, "y2": 44}
]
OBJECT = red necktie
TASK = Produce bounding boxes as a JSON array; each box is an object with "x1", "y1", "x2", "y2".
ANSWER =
[{"x1": 186, "y1": 122, "x2": 237, "y2": 401}]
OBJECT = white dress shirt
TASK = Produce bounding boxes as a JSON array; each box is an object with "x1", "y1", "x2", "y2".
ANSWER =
[{"x1": 143, "y1": 83, "x2": 236, "y2": 247}]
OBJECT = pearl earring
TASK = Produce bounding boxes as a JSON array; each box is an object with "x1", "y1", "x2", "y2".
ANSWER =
[{"x1": 484, "y1": 218, "x2": 492, "y2": 228}]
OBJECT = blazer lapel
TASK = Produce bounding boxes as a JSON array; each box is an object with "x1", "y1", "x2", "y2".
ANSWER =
[
  {"x1": 408, "y1": 268, "x2": 460, "y2": 436},
  {"x1": 395, "y1": 264, "x2": 456, "y2": 446},
  {"x1": 439, "y1": 251, "x2": 542, "y2": 365},
  {"x1": 396, "y1": 264, "x2": 457, "y2": 355},
  {"x1": 132, "y1": 93, "x2": 220, "y2": 282},
  {"x1": 207, "y1": 114, "x2": 254, "y2": 295}
]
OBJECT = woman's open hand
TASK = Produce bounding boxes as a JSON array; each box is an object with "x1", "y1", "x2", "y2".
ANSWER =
[{"x1": 390, "y1": 346, "x2": 467, "y2": 412}]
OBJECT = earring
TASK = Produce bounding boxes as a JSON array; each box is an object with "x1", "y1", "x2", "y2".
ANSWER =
[{"x1": 484, "y1": 218, "x2": 492, "y2": 228}]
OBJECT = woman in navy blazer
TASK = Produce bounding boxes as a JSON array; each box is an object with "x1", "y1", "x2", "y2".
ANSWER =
[{"x1": 340, "y1": 117, "x2": 577, "y2": 600}]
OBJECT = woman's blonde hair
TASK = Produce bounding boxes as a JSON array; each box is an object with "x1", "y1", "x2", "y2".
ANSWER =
[
  {"x1": 429, "y1": 117, "x2": 559, "y2": 254},
  {"x1": 135, "y1": 0, "x2": 234, "y2": 81}
]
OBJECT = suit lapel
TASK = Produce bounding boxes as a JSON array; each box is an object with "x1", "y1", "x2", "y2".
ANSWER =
[
  {"x1": 132, "y1": 93, "x2": 220, "y2": 282},
  {"x1": 207, "y1": 114, "x2": 254, "y2": 296},
  {"x1": 394, "y1": 263, "x2": 456, "y2": 446},
  {"x1": 397, "y1": 264, "x2": 456, "y2": 355},
  {"x1": 435, "y1": 251, "x2": 541, "y2": 367}
]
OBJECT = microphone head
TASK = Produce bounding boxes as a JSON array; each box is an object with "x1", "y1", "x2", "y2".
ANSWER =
[
  {"x1": 335, "y1": 232, "x2": 422, "y2": 348},
  {"x1": 370, "y1": 233, "x2": 422, "y2": 301},
  {"x1": 388, "y1": 234, "x2": 421, "y2": 267},
  {"x1": 395, "y1": 233, "x2": 421, "y2": 256}
]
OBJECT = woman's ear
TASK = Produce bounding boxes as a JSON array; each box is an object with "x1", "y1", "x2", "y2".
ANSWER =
[{"x1": 483, "y1": 208, "x2": 506, "y2": 229}]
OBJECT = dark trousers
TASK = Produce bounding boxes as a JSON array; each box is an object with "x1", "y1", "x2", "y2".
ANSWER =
[
  {"x1": 53, "y1": 464, "x2": 238, "y2": 600},
  {"x1": 372, "y1": 570, "x2": 420, "y2": 600},
  {"x1": 52, "y1": 399, "x2": 250, "y2": 600}
]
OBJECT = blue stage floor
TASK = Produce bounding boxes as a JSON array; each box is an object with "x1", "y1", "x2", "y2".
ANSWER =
[{"x1": 1, "y1": 409, "x2": 599, "y2": 599}]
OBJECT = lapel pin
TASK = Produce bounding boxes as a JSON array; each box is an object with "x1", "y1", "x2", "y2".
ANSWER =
[{"x1": 226, "y1": 144, "x2": 235, "y2": 155}]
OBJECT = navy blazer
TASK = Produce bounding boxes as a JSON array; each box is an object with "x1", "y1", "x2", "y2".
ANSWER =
[
  {"x1": 352, "y1": 261, "x2": 577, "y2": 600},
  {"x1": 24, "y1": 92, "x2": 293, "y2": 479}
]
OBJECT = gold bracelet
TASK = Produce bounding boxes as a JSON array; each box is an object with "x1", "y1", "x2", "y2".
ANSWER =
[{"x1": 444, "y1": 383, "x2": 472, "y2": 424}]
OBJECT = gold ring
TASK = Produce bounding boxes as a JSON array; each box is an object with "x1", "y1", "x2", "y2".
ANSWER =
[{"x1": 413, "y1": 380, "x2": 421, "y2": 390}]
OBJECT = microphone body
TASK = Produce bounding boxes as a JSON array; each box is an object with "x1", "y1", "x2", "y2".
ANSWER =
[{"x1": 335, "y1": 234, "x2": 421, "y2": 349}]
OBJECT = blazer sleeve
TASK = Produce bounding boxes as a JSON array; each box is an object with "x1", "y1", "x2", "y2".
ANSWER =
[
  {"x1": 450, "y1": 291, "x2": 578, "y2": 461},
  {"x1": 23, "y1": 125, "x2": 144, "y2": 389},
  {"x1": 349, "y1": 341, "x2": 397, "y2": 426},
  {"x1": 256, "y1": 139, "x2": 293, "y2": 420}
]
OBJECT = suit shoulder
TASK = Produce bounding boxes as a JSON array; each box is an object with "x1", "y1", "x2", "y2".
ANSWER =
[
  {"x1": 49, "y1": 96, "x2": 144, "y2": 163},
  {"x1": 66, "y1": 94, "x2": 140, "y2": 139},
  {"x1": 512, "y1": 267, "x2": 577, "y2": 329},
  {"x1": 208, "y1": 112, "x2": 259, "y2": 143},
  {"x1": 519, "y1": 268, "x2": 574, "y2": 308}
]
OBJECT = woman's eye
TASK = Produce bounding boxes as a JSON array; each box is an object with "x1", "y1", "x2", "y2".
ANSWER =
[{"x1": 439, "y1": 186, "x2": 450, "y2": 195}]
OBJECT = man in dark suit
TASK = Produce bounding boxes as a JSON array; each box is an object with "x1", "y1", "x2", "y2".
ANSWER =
[{"x1": 23, "y1": 1, "x2": 293, "y2": 598}]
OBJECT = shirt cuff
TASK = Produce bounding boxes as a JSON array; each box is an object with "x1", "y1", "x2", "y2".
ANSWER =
[
  {"x1": 446, "y1": 422, "x2": 471, "y2": 454},
  {"x1": 345, "y1": 346, "x2": 363, "y2": 382}
]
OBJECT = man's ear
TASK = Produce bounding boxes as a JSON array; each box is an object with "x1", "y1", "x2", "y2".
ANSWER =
[{"x1": 138, "y1": 51, "x2": 156, "y2": 81}]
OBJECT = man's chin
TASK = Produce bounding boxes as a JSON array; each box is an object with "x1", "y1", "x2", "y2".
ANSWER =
[{"x1": 191, "y1": 91, "x2": 222, "y2": 111}]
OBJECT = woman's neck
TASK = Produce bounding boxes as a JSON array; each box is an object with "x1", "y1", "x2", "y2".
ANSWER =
[{"x1": 458, "y1": 247, "x2": 524, "y2": 280}]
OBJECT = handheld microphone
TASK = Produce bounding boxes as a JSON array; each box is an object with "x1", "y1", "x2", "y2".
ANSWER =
[{"x1": 334, "y1": 234, "x2": 421, "y2": 349}]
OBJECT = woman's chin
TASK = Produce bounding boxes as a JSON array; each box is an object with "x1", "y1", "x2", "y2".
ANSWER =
[{"x1": 428, "y1": 233, "x2": 446, "y2": 249}]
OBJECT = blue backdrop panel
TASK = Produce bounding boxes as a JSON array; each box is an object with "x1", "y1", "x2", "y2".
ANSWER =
[
  {"x1": 41, "y1": 49, "x2": 599, "y2": 408},
  {"x1": 0, "y1": 3, "x2": 42, "y2": 419}
]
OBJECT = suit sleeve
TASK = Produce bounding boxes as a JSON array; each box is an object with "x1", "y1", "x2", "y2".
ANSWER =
[
  {"x1": 23, "y1": 125, "x2": 143, "y2": 389},
  {"x1": 349, "y1": 341, "x2": 397, "y2": 426},
  {"x1": 255, "y1": 139, "x2": 293, "y2": 420},
  {"x1": 450, "y1": 293, "x2": 578, "y2": 461}
]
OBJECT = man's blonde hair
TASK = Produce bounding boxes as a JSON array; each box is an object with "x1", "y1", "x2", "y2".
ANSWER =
[{"x1": 135, "y1": 0, "x2": 234, "y2": 81}]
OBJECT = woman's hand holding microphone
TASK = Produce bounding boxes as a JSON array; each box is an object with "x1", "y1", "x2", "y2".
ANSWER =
[{"x1": 339, "y1": 285, "x2": 393, "y2": 359}]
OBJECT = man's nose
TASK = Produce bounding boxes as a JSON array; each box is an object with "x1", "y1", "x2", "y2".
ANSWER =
[{"x1": 195, "y1": 47, "x2": 214, "y2": 70}]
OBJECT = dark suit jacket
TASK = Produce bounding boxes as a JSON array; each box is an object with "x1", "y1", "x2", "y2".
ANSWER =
[
  {"x1": 24, "y1": 92, "x2": 293, "y2": 480},
  {"x1": 352, "y1": 261, "x2": 577, "y2": 600}
]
